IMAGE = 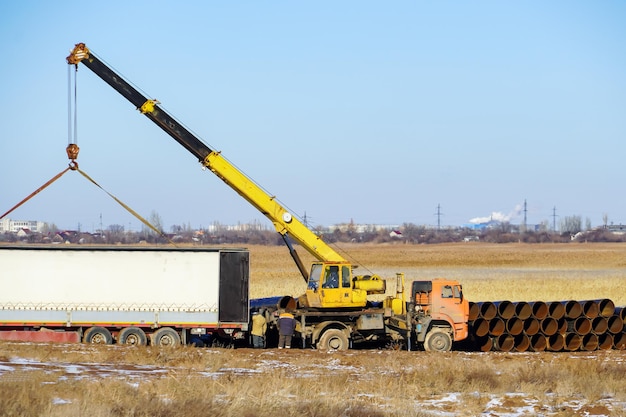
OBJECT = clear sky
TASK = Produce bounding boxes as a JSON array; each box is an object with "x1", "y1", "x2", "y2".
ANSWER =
[{"x1": 1, "y1": 1, "x2": 625, "y2": 232}]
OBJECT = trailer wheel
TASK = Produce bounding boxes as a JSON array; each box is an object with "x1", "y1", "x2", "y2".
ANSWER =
[
  {"x1": 83, "y1": 326, "x2": 113, "y2": 345},
  {"x1": 317, "y1": 329, "x2": 349, "y2": 351},
  {"x1": 118, "y1": 327, "x2": 148, "y2": 346},
  {"x1": 424, "y1": 328, "x2": 452, "y2": 352},
  {"x1": 152, "y1": 327, "x2": 181, "y2": 347}
]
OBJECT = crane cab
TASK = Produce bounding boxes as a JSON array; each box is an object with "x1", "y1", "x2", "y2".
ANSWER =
[{"x1": 298, "y1": 262, "x2": 385, "y2": 309}]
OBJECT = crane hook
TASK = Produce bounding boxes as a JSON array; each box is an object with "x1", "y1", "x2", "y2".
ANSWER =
[{"x1": 66, "y1": 143, "x2": 80, "y2": 170}]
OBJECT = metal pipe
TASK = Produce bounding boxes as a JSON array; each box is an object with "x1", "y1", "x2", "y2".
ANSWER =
[
  {"x1": 548, "y1": 301, "x2": 565, "y2": 319},
  {"x1": 494, "y1": 301, "x2": 515, "y2": 320},
  {"x1": 581, "y1": 333, "x2": 598, "y2": 351},
  {"x1": 514, "y1": 302, "x2": 532, "y2": 320},
  {"x1": 557, "y1": 318, "x2": 568, "y2": 335},
  {"x1": 523, "y1": 317, "x2": 540, "y2": 336},
  {"x1": 598, "y1": 333, "x2": 613, "y2": 350},
  {"x1": 607, "y1": 315, "x2": 624, "y2": 334},
  {"x1": 561, "y1": 300, "x2": 582, "y2": 319},
  {"x1": 469, "y1": 302, "x2": 480, "y2": 321},
  {"x1": 488, "y1": 317, "x2": 505, "y2": 336},
  {"x1": 529, "y1": 334, "x2": 547, "y2": 352},
  {"x1": 617, "y1": 307, "x2": 626, "y2": 324},
  {"x1": 579, "y1": 300, "x2": 599, "y2": 319},
  {"x1": 477, "y1": 336, "x2": 493, "y2": 352},
  {"x1": 547, "y1": 334, "x2": 564, "y2": 351},
  {"x1": 506, "y1": 317, "x2": 523, "y2": 336},
  {"x1": 494, "y1": 334, "x2": 514, "y2": 352},
  {"x1": 479, "y1": 302, "x2": 497, "y2": 320},
  {"x1": 471, "y1": 318, "x2": 490, "y2": 338},
  {"x1": 614, "y1": 332, "x2": 626, "y2": 350},
  {"x1": 591, "y1": 317, "x2": 608, "y2": 335},
  {"x1": 540, "y1": 317, "x2": 558, "y2": 336},
  {"x1": 564, "y1": 333, "x2": 582, "y2": 351},
  {"x1": 567, "y1": 317, "x2": 591, "y2": 335},
  {"x1": 513, "y1": 333, "x2": 530, "y2": 352},
  {"x1": 531, "y1": 301, "x2": 549, "y2": 320}
]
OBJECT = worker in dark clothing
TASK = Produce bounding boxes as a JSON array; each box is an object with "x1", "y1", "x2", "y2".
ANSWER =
[{"x1": 277, "y1": 311, "x2": 296, "y2": 349}]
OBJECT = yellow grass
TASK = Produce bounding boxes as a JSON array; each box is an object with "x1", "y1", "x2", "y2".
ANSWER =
[{"x1": 248, "y1": 242, "x2": 626, "y2": 306}]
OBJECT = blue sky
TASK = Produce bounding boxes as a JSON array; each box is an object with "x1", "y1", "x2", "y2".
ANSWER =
[{"x1": 1, "y1": 1, "x2": 625, "y2": 232}]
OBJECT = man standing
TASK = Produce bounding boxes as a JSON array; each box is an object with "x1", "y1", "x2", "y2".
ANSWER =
[
  {"x1": 277, "y1": 310, "x2": 296, "y2": 349},
  {"x1": 251, "y1": 310, "x2": 267, "y2": 348}
]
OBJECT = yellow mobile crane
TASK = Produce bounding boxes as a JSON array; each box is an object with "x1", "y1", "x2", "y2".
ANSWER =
[
  {"x1": 66, "y1": 43, "x2": 385, "y2": 310},
  {"x1": 67, "y1": 43, "x2": 468, "y2": 351}
]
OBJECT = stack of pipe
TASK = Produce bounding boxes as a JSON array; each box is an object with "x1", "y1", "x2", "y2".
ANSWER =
[{"x1": 468, "y1": 299, "x2": 626, "y2": 352}]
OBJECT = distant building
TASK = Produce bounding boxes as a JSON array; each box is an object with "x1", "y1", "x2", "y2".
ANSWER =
[{"x1": 0, "y1": 218, "x2": 46, "y2": 233}]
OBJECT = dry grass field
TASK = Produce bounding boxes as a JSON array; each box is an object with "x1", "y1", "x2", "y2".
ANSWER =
[{"x1": 1, "y1": 242, "x2": 625, "y2": 416}]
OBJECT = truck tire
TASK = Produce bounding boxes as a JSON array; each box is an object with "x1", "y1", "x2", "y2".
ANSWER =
[
  {"x1": 424, "y1": 328, "x2": 452, "y2": 352},
  {"x1": 317, "y1": 329, "x2": 349, "y2": 351},
  {"x1": 152, "y1": 327, "x2": 181, "y2": 347},
  {"x1": 83, "y1": 326, "x2": 113, "y2": 345},
  {"x1": 118, "y1": 327, "x2": 148, "y2": 346}
]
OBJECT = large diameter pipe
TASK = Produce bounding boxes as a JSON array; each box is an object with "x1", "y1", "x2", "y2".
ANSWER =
[
  {"x1": 540, "y1": 317, "x2": 558, "y2": 336},
  {"x1": 476, "y1": 336, "x2": 493, "y2": 352},
  {"x1": 579, "y1": 300, "x2": 599, "y2": 319},
  {"x1": 564, "y1": 333, "x2": 582, "y2": 351},
  {"x1": 506, "y1": 317, "x2": 524, "y2": 336},
  {"x1": 494, "y1": 334, "x2": 514, "y2": 352},
  {"x1": 567, "y1": 317, "x2": 591, "y2": 335},
  {"x1": 471, "y1": 318, "x2": 490, "y2": 338},
  {"x1": 591, "y1": 317, "x2": 608, "y2": 335},
  {"x1": 594, "y1": 299, "x2": 616, "y2": 318},
  {"x1": 547, "y1": 334, "x2": 564, "y2": 351},
  {"x1": 581, "y1": 333, "x2": 599, "y2": 351},
  {"x1": 514, "y1": 333, "x2": 530, "y2": 352},
  {"x1": 614, "y1": 332, "x2": 626, "y2": 350},
  {"x1": 489, "y1": 318, "x2": 505, "y2": 336},
  {"x1": 479, "y1": 302, "x2": 497, "y2": 320},
  {"x1": 598, "y1": 333, "x2": 613, "y2": 350},
  {"x1": 531, "y1": 301, "x2": 549, "y2": 320},
  {"x1": 514, "y1": 302, "x2": 532, "y2": 320},
  {"x1": 617, "y1": 307, "x2": 626, "y2": 324},
  {"x1": 557, "y1": 318, "x2": 568, "y2": 335},
  {"x1": 524, "y1": 317, "x2": 540, "y2": 336},
  {"x1": 548, "y1": 301, "x2": 565, "y2": 320},
  {"x1": 561, "y1": 300, "x2": 583, "y2": 319},
  {"x1": 607, "y1": 315, "x2": 624, "y2": 334},
  {"x1": 495, "y1": 301, "x2": 515, "y2": 320},
  {"x1": 469, "y1": 302, "x2": 480, "y2": 321},
  {"x1": 529, "y1": 334, "x2": 547, "y2": 352}
]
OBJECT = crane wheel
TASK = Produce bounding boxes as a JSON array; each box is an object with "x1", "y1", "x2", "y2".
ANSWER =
[
  {"x1": 423, "y1": 328, "x2": 452, "y2": 352},
  {"x1": 317, "y1": 329, "x2": 349, "y2": 351}
]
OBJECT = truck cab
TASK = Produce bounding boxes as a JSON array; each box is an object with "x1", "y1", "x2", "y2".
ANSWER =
[{"x1": 411, "y1": 279, "x2": 469, "y2": 351}]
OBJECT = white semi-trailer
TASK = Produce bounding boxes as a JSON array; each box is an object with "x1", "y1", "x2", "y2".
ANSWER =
[{"x1": 0, "y1": 245, "x2": 250, "y2": 346}]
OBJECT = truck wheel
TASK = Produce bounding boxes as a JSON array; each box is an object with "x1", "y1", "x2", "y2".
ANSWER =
[
  {"x1": 152, "y1": 327, "x2": 181, "y2": 347},
  {"x1": 118, "y1": 327, "x2": 148, "y2": 346},
  {"x1": 424, "y1": 328, "x2": 452, "y2": 352},
  {"x1": 83, "y1": 326, "x2": 113, "y2": 345},
  {"x1": 317, "y1": 329, "x2": 349, "y2": 351}
]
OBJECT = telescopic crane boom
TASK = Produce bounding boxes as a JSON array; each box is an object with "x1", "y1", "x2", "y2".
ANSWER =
[{"x1": 67, "y1": 43, "x2": 385, "y2": 309}]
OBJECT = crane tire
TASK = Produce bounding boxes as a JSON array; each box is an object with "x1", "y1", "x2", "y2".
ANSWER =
[
  {"x1": 424, "y1": 328, "x2": 453, "y2": 352},
  {"x1": 118, "y1": 327, "x2": 148, "y2": 346},
  {"x1": 317, "y1": 328, "x2": 349, "y2": 351},
  {"x1": 83, "y1": 326, "x2": 113, "y2": 345}
]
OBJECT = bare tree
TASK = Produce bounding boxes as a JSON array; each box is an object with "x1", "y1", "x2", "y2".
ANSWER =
[{"x1": 560, "y1": 215, "x2": 582, "y2": 234}]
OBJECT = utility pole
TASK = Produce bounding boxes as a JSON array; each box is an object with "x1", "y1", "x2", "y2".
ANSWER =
[
  {"x1": 522, "y1": 199, "x2": 527, "y2": 232},
  {"x1": 552, "y1": 206, "x2": 558, "y2": 232},
  {"x1": 434, "y1": 204, "x2": 443, "y2": 231}
]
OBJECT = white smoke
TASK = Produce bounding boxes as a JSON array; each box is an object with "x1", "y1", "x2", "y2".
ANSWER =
[{"x1": 469, "y1": 204, "x2": 523, "y2": 224}]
